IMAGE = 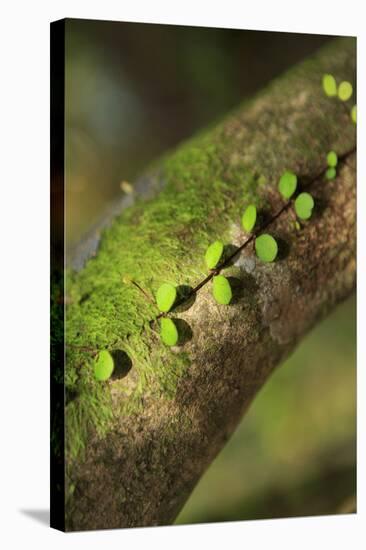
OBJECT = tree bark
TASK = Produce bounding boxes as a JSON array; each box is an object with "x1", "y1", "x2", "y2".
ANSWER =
[{"x1": 65, "y1": 37, "x2": 356, "y2": 531}]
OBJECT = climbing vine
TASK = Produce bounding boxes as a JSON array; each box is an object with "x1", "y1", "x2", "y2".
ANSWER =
[{"x1": 70, "y1": 71, "x2": 356, "y2": 381}]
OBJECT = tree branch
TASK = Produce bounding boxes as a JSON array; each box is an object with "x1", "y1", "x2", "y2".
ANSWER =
[{"x1": 65, "y1": 37, "x2": 356, "y2": 531}]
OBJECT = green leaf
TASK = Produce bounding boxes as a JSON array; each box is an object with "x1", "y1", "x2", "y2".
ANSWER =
[
  {"x1": 205, "y1": 240, "x2": 224, "y2": 269},
  {"x1": 325, "y1": 167, "x2": 336, "y2": 180},
  {"x1": 94, "y1": 350, "x2": 114, "y2": 381},
  {"x1": 294, "y1": 192, "x2": 314, "y2": 220},
  {"x1": 160, "y1": 318, "x2": 178, "y2": 346},
  {"x1": 322, "y1": 74, "x2": 337, "y2": 97},
  {"x1": 255, "y1": 234, "x2": 278, "y2": 263},
  {"x1": 338, "y1": 81, "x2": 353, "y2": 101},
  {"x1": 326, "y1": 151, "x2": 338, "y2": 168},
  {"x1": 212, "y1": 275, "x2": 232, "y2": 305},
  {"x1": 278, "y1": 171, "x2": 297, "y2": 199},
  {"x1": 351, "y1": 105, "x2": 357, "y2": 124},
  {"x1": 156, "y1": 283, "x2": 177, "y2": 312},
  {"x1": 241, "y1": 204, "x2": 257, "y2": 233}
]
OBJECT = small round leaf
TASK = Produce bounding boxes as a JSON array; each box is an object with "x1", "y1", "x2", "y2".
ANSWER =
[
  {"x1": 241, "y1": 204, "x2": 257, "y2": 233},
  {"x1": 255, "y1": 234, "x2": 278, "y2": 263},
  {"x1": 160, "y1": 318, "x2": 178, "y2": 346},
  {"x1": 94, "y1": 350, "x2": 114, "y2": 381},
  {"x1": 278, "y1": 171, "x2": 297, "y2": 199},
  {"x1": 156, "y1": 283, "x2": 177, "y2": 312},
  {"x1": 325, "y1": 167, "x2": 336, "y2": 180},
  {"x1": 326, "y1": 151, "x2": 338, "y2": 168},
  {"x1": 212, "y1": 275, "x2": 232, "y2": 305},
  {"x1": 338, "y1": 81, "x2": 353, "y2": 101},
  {"x1": 351, "y1": 105, "x2": 357, "y2": 124},
  {"x1": 294, "y1": 192, "x2": 314, "y2": 220},
  {"x1": 205, "y1": 240, "x2": 224, "y2": 269},
  {"x1": 322, "y1": 74, "x2": 337, "y2": 97}
]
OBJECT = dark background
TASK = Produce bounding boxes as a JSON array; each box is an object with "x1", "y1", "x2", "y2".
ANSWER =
[{"x1": 65, "y1": 20, "x2": 356, "y2": 523}]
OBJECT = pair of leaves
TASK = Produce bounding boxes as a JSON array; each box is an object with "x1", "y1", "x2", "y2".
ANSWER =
[
  {"x1": 325, "y1": 150, "x2": 337, "y2": 181},
  {"x1": 277, "y1": 170, "x2": 315, "y2": 221},
  {"x1": 243, "y1": 206, "x2": 279, "y2": 262},
  {"x1": 322, "y1": 74, "x2": 353, "y2": 101},
  {"x1": 204, "y1": 242, "x2": 232, "y2": 305},
  {"x1": 160, "y1": 268, "x2": 233, "y2": 348},
  {"x1": 294, "y1": 193, "x2": 314, "y2": 220},
  {"x1": 156, "y1": 283, "x2": 179, "y2": 345}
]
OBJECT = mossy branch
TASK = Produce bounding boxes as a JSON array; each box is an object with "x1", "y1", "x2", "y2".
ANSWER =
[{"x1": 65, "y1": 38, "x2": 356, "y2": 530}]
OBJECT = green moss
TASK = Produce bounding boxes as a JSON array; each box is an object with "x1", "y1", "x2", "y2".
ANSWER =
[{"x1": 65, "y1": 130, "x2": 263, "y2": 461}]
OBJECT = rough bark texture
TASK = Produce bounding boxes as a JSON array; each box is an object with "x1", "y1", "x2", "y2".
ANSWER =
[{"x1": 65, "y1": 38, "x2": 356, "y2": 531}]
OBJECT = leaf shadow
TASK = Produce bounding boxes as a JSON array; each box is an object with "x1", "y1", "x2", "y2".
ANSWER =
[
  {"x1": 276, "y1": 237, "x2": 291, "y2": 261},
  {"x1": 226, "y1": 274, "x2": 258, "y2": 305},
  {"x1": 221, "y1": 244, "x2": 240, "y2": 267},
  {"x1": 172, "y1": 318, "x2": 193, "y2": 345},
  {"x1": 175, "y1": 285, "x2": 196, "y2": 313},
  {"x1": 110, "y1": 349, "x2": 133, "y2": 380}
]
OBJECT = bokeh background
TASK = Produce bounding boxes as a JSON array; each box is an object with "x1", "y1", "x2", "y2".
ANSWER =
[{"x1": 65, "y1": 19, "x2": 356, "y2": 523}]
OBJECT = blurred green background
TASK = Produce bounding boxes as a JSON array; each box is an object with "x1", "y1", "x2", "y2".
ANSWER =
[{"x1": 65, "y1": 20, "x2": 356, "y2": 523}]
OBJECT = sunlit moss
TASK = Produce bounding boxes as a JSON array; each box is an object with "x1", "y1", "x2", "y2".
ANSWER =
[{"x1": 65, "y1": 130, "x2": 263, "y2": 459}]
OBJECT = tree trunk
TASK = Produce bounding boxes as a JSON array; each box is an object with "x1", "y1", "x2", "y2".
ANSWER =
[{"x1": 64, "y1": 37, "x2": 356, "y2": 531}]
